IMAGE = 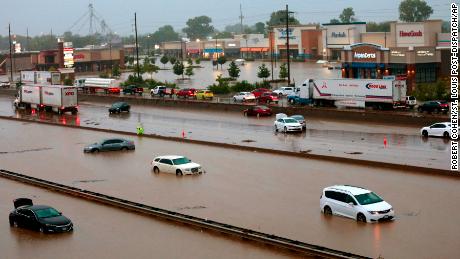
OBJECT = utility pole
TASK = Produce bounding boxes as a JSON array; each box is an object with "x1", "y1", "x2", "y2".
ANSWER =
[
  {"x1": 134, "y1": 12, "x2": 140, "y2": 79},
  {"x1": 26, "y1": 27, "x2": 29, "y2": 51},
  {"x1": 239, "y1": 4, "x2": 244, "y2": 35},
  {"x1": 286, "y1": 4, "x2": 291, "y2": 86},
  {"x1": 8, "y1": 23, "x2": 13, "y2": 83}
]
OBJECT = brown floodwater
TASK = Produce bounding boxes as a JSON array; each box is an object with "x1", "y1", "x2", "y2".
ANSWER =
[
  {"x1": 0, "y1": 119, "x2": 459, "y2": 259},
  {"x1": 0, "y1": 178, "x2": 303, "y2": 259},
  {"x1": 0, "y1": 96, "x2": 450, "y2": 170}
]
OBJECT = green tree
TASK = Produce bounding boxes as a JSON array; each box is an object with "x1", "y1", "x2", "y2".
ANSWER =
[
  {"x1": 160, "y1": 56, "x2": 169, "y2": 68},
  {"x1": 112, "y1": 64, "x2": 121, "y2": 77},
  {"x1": 279, "y1": 63, "x2": 288, "y2": 80},
  {"x1": 339, "y1": 7, "x2": 356, "y2": 23},
  {"x1": 173, "y1": 61, "x2": 185, "y2": 79},
  {"x1": 254, "y1": 22, "x2": 266, "y2": 34},
  {"x1": 185, "y1": 66, "x2": 194, "y2": 78},
  {"x1": 217, "y1": 56, "x2": 227, "y2": 70},
  {"x1": 257, "y1": 64, "x2": 270, "y2": 81},
  {"x1": 169, "y1": 56, "x2": 177, "y2": 65},
  {"x1": 143, "y1": 62, "x2": 159, "y2": 79},
  {"x1": 215, "y1": 31, "x2": 233, "y2": 39},
  {"x1": 227, "y1": 61, "x2": 241, "y2": 79},
  {"x1": 367, "y1": 21, "x2": 391, "y2": 32},
  {"x1": 329, "y1": 18, "x2": 340, "y2": 23},
  {"x1": 183, "y1": 16, "x2": 214, "y2": 40},
  {"x1": 399, "y1": 0, "x2": 433, "y2": 22},
  {"x1": 187, "y1": 58, "x2": 193, "y2": 66},
  {"x1": 151, "y1": 25, "x2": 179, "y2": 43},
  {"x1": 195, "y1": 58, "x2": 201, "y2": 65},
  {"x1": 266, "y1": 10, "x2": 300, "y2": 27}
]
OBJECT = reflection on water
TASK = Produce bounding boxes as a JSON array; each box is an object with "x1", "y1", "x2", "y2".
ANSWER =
[
  {"x1": 119, "y1": 61, "x2": 340, "y2": 89},
  {"x1": 14, "y1": 109, "x2": 81, "y2": 126}
]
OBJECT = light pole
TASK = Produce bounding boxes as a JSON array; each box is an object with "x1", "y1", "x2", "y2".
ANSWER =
[
  {"x1": 147, "y1": 34, "x2": 151, "y2": 56},
  {"x1": 285, "y1": 4, "x2": 294, "y2": 86}
]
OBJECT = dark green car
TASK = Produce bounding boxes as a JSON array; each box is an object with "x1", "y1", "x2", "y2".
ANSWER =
[
  {"x1": 83, "y1": 138, "x2": 135, "y2": 153},
  {"x1": 122, "y1": 85, "x2": 143, "y2": 95},
  {"x1": 109, "y1": 102, "x2": 130, "y2": 114}
]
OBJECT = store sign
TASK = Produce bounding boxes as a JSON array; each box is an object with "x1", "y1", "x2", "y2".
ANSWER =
[
  {"x1": 354, "y1": 52, "x2": 376, "y2": 59},
  {"x1": 74, "y1": 54, "x2": 85, "y2": 60},
  {"x1": 416, "y1": 49, "x2": 434, "y2": 57},
  {"x1": 277, "y1": 28, "x2": 296, "y2": 40},
  {"x1": 63, "y1": 42, "x2": 74, "y2": 68},
  {"x1": 390, "y1": 50, "x2": 405, "y2": 57},
  {"x1": 331, "y1": 32, "x2": 346, "y2": 38},
  {"x1": 399, "y1": 30, "x2": 423, "y2": 37}
]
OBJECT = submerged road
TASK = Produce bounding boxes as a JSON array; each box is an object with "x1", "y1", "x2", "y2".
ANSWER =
[
  {"x1": 0, "y1": 119, "x2": 458, "y2": 258},
  {"x1": 0, "y1": 178, "x2": 298, "y2": 259},
  {"x1": 0, "y1": 97, "x2": 450, "y2": 170}
]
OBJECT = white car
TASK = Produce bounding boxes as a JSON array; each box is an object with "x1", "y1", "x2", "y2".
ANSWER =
[
  {"x1": 420, "y1": 122, "x2": 451, "y2": 138},
  {"x1": 273, "y1": 86, "x2": 295, "y2": 96},
  {"x1": 274, "y1": 117, "x2": 302, "y2": 132},
  {"x1": 320, "y1": 185, "x2": 394, "y2": 223},
  {"x1": 151, "y1": 155, "x2": 204, "y2": 176},
  {"x1": 233, "y1": 92, "x2": 255, "y2": 102}
]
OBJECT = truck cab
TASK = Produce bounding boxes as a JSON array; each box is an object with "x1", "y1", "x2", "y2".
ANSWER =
[{"x1": 287, "y1": 79, "x2": 313, "y2": 105}]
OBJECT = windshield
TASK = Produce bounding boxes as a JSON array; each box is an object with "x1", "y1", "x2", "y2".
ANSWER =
[
  {"x1": 257, "y1": 106, "x2": 269, "y2": 109},
  {"x1": 284, "y1": 118, "x2": 298, "y2": 123},
  {"x1": 291, "y1": 115, "x2": 304, "y2": 120},
  {"x1": 408, "y1": 96, "x2": 415, "y2": 100},
  {"x1": 354, "y1": 192, "x2": 383, "y2": 205},
  {"x1": 172, "y1": 157, "x2": 191, "y2": 165},
  {"x1": 35, "y1": 208, "x2": 61, "y2": 218},
  {"x1": 112, "y1": 102, "x2": 123, "y2": 108}
]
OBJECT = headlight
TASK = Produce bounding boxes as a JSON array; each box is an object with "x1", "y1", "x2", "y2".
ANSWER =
[{"x1": 368, "y1": 211, "x2": 378, "y2": 215}]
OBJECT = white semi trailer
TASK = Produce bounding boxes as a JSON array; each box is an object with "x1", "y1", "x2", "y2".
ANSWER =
[
  {"x1": 288, "y1": 78, "x2": 407, "y2": 109},
  {"x1": 14, "y1": 85, "x2": 78, "y2": 114}
]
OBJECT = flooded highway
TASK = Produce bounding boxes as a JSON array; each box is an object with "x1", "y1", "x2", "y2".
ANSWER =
[
  {"x1": 0, "y1": 178, "x2": 299, "y2": 259},
  {"x1": 0, "y1": 119, "x2": 458, "y2": 258},
  {"x1": 0, "y1": 96, "x2": 450, "y2": 169}
]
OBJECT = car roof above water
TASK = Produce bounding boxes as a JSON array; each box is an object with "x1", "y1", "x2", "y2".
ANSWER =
[
  {"x1": 324, "y1": 185, "x2": 371, "y2": 195},
  {"x1": 154, "y1": 155, "x2": 185, "y2": 160}
]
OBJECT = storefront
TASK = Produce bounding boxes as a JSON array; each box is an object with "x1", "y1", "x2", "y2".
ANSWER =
[
  {"x1": 341, "y1": 43, "x2": 388, "y2": 79},
  {"x1": 322, "y1": 22, "x2": 366, "y2": 61},
  {"x1": 271, "y1": 25, "x2": 320, "y2": 60}
]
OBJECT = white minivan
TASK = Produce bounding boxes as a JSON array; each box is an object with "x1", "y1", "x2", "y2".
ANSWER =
[{"x1": 320, "y1": 185, "x2": 394, "y2": 223}]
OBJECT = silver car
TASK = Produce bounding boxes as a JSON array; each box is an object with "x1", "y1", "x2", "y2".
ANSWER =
[{"x1": 84, "y1": 138, "x2": 135, "y2": 153}]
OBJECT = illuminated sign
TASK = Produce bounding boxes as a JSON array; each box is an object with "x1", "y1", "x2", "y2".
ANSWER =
[
  {"x1": 391, "y1": 50, "x2": 405, "y2": 57},
  {"x1": 416, "y1": 50, "x2": 434, "y2": 57},
  {"x1": 399, "y1": 30, "x2": 423, "y2": 37},
  {"x1": 63, "y1": 42, "x2": 74, "y2": 68},
  {"x1": 353, "y1": 52, "x2": 376, "y2": 59}
]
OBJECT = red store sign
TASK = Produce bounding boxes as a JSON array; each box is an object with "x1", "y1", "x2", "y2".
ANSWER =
[
  {"x1": 73, "y1": 54, "x2": 85, "y2": 60},
  {"x1": 399, "y1": 30, "x2": 423, "y2": 37}
]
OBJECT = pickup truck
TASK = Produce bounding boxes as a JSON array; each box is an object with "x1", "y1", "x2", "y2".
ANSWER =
[
  {"x1": 122, "y1": 85, "x2": 144, "y2": 95},
  {"x1": 150, "y1": 86, "x2": 175, "y2": 97}
]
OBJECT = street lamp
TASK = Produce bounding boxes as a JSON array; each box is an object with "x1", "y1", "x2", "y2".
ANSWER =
[{"x1": 147, "y1": 34, "x2": 151, "y2": 56}]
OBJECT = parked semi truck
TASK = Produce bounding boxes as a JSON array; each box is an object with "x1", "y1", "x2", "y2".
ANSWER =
[
  {"x1": 14, "y1": 85, "x2": 78, "y2": 114},
  {"x1": 287, "y1": 78, "x2": 407, "y2": 109},
  {"x1": 20, "y1": 71, "x2": 61, "y2": 85}
]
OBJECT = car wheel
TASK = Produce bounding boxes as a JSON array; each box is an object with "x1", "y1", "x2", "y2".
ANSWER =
[
  {"x1": 274, "y1": 125, "x2": 278, "y2": 132},
  {"x1": 176, "y1": 169, "x2": 183, "y2": 176},
  {"x1": 39, "y1": 226, "x2": 46, "y2": 233},
  {"x1": 10, "y1": 219, "x2": 17, "y2": 227},
  {"x1": 92, "y1": 149, "x2": 99, "y2": 153},
  {"x1": 418, "y1": 107, "x2": 423, "y2": 113},
  {"x1": 444, "y1": 131, "x2": 450, "y2": 138},
  {"x1": 284, "y1": 126, "x2": 287, "y2": 133},
  {"x1": 289, "y1": 99, "x2": 295, "y2": 104},
  {"x1": 323, "y1": 206, "x2": 332, "y2": 215},
  {"x1": 153, "y1": 166, "x2": 159, "y2": 174},
  {"x1": 121, "y1": 147, "x2": 128, "y2": 151},
  {"x1": 434, "y1": 108, "x2": 440, "y2": 114},
  {"x1": 243, "y1": 111, "x2": 247, "y2": 117},
  {"x1": 357, "y1": 213, "x2": 367, "y2": 223},
  {"x1": 233, "y1": 97, "x2": 237, "y2": 102},
  {"x1": 422, "y1": 130, "x2": 428, "y2": 137}
]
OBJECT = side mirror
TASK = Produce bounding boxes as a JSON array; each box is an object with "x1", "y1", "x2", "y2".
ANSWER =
[{"x1": 59, "y1": 212, "x2": 62, "y2": 215}]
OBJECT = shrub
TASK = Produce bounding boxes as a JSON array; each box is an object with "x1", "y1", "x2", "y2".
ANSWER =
[
  {"x1": 231, "y1": 80, "x2": 255, "y2": 92},
  {"x1": 413, "y1": 79, "x2": 449, "y2": 101},
  {"x1": 208, "y1": 83, "x2": 230, "y2": 94}
]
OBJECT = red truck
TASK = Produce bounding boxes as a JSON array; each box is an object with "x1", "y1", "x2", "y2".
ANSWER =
[
  {"x1": 176, "y1": 88, "x2": 196, "y2": 98},
  {"x1": 251, "y1": 88, "x2": 270, "y2": 98},
  {"x1": 257, "y1": 91, "x2": 279, "y2": 104}
]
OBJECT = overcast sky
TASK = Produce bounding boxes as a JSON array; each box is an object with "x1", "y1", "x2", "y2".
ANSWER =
[{"x1": 0, "y1": 0, "x2": 450, "y2": 37}]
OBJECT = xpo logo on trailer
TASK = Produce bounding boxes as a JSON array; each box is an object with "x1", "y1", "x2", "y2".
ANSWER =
[{"x1": 365, "y1": 83, "x2": 387, "y2": 90}]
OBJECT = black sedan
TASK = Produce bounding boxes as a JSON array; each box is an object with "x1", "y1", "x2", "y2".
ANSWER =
[
  {"x1": 109, "y1": 102, "x2": 130, "y2": 114},
  {"x1": 9, "y1": 198, "x2": 73, "y2": 233}
]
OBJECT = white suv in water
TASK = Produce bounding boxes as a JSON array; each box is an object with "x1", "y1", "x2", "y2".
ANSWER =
[
  {"x1": 151, "y1": 155, "x2": 204, "y2": 176},
  {"x1": 320, "y1": 185, "x2": 394, "y2": 223}
]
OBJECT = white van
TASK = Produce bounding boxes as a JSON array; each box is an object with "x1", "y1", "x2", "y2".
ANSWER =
[{"x1": 405, "y1": 96, "x2": 417, "y2": 108}]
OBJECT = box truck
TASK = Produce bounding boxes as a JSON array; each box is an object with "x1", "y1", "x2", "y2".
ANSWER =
[
  {"x1": 288, "y1": 78, "x2": 407, "y2": 109},
  {"x1": 80, "y1": 78, "x2": 120, "y2": 94}
]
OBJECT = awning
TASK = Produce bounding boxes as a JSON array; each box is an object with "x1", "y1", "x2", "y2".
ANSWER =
[
  {"x1": 187, "y1": 49, "x2": 200, "y2": 54},
  {"x1": 240, "y1": 47, "x2": 269, "y2": 52},
  {"x1": 204, "y1": 48, "x2": 223, "y2": 53}
]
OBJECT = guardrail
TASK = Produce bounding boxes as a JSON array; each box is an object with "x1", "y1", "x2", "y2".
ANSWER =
[{"x1": 0, "y1": 169, "x2": 369, "y2": 259}]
